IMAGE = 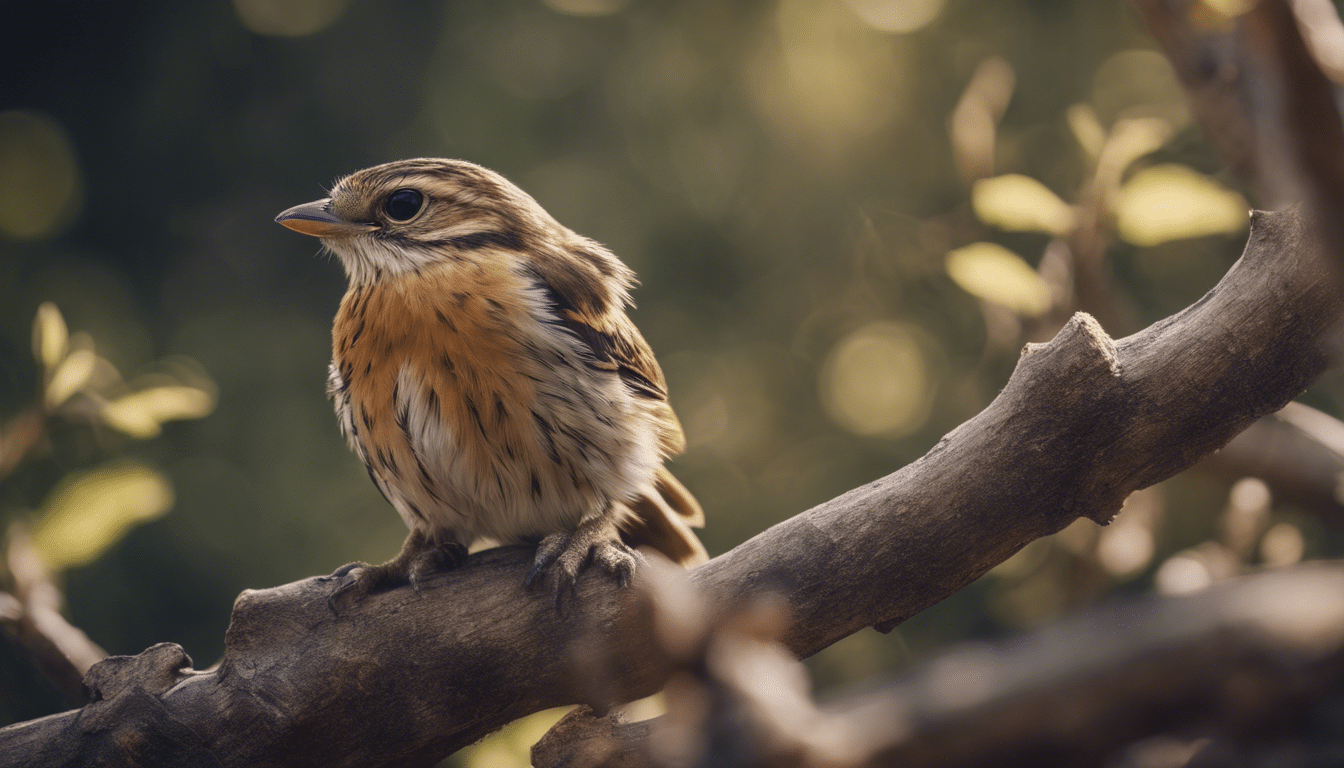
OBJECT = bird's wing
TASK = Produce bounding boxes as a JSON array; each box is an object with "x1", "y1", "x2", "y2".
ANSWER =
[
  {"x1": 526, "y1": 257, "x2": 706, "y2": 564},
  {"x1": 528, "y1": 265, "x2": 687, "y2": 456},
  {"x1": 620, "y1": 468, "x2": 709, "y2": 566}
]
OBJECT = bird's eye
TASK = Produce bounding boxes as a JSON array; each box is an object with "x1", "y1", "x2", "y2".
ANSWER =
[{"x1": 383, "y1": 189, "x2": 424, "y2": 222}]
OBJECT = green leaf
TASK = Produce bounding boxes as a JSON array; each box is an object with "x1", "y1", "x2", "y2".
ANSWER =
[
  {"x1": 100, "y1": 385, "x2": 216, "y2": 438},
  {"x1": 946, "y1": 242, "x2": 1053, "y2": 316},
  {"x1": 1067, "y1": 104, "x2": 1105, "y2": 159},
  {"x1": 32, "y1": 461, "x2": 174, "y2": 570},
  {"x1": 1096, "y1": 118, "x2": 1174, "y2": 186},
  {"x1": 31, "y1": 301, "x2": 68, "y2": 372},
  {"x1": 1115, "y1": 164, "x2": 1248, "y2": 246},
  {"x1": 44, "y1": 348, "x2": 95, "y2": 408},
  {"x1": 972, "y1": 174, "x2": 1076, "y2": 236}
]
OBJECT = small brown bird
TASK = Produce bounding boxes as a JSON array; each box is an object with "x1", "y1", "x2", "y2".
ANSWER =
[{"x1": 276, "y1": 158, "x2": 707, "y2": 609}]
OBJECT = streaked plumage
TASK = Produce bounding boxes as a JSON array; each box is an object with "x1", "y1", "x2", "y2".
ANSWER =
[{"x1": 277, "y1": 158, "x2": 706, "y2": 608}]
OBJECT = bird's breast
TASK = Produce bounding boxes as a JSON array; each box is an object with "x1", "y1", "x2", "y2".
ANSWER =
[{"x1": 329, "y1": 261, "x2": 628, "y2": 539}]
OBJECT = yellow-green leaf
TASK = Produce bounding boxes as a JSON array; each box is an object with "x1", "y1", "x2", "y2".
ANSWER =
[
  {"x1": 1067, "y1": 104, "x2": 1105, "y2": 159},
  {"x1": 972, "y1": 174, "x2": 1076, "y2": 236},
  {"x1": 100, "y1": 386, "x2": 216, "y2": 438},
  {"x1": 32, "y1": 461, "x2": 173, "y2": 570},
  {"x1": 946, "y1": 242, "x2": 1053, "y2": 316},
  {"x1": 32, "y1": 302, "x2": 68, "y2": 371},
  {"x1": 44, "y1": 348, "x2": 96, "y2": 408},
  {"x1": 1096, "y1": 117, "x2": 1173, "y2": 186},
  {"x1": 1115, "y1": 164, "x2": 1248, "y2": 246},
  {"x1": 458, "y1": 707, "x2": 573, "y2": 768}
]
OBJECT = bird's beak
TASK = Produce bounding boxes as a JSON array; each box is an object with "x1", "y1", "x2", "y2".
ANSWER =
[{"x1": 275, "y1": 198, "x2": 379, "y2": 238}]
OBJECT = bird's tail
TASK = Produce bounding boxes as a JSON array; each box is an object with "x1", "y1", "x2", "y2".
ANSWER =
[{"x1": 619, "y1": 466, "x2": 708, "y2": 567}]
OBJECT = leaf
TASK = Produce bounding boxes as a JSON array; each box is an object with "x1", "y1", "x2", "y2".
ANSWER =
[
  {"x1": 44, "y1": 348, "x2": 96, "y2": 408},
  {"x1": 1067, "y1": 104, "x2": 1105, "y2": 159},
  {"x1": 946, "y1": 242, "x2": 1053, "y2": 317},
  {"x1": 1115, "y1": 164, "x2": 1248, "y2": 246},
  {"x1": 100, "y1": 386, "x2": 216, "y2": 438},
  {"x1": 31, "y1": 302, "x2": 68, "y2": 372},
  {"x1": 1096, "y1": 117, "x2": 1173, "y2": 187},
  {"x1": 32, "y1": 461, "x2": 174, "y2": 570},
  {"x1": 458, "y1": 707, "x2": 573, "y2": 768},
  {"x1": 971, "y1": 174, "x2": 1076, "y2": 236}
]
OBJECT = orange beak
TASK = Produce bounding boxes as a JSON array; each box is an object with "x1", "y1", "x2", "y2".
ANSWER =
[{"x1": 275, "y1": 199, "x2": 379, "y2": 238}]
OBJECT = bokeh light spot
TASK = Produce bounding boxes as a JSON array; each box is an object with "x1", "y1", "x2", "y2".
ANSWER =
[
  {"x1": 821, "y1": 322, "x2": 933, "y2": 437},
  {"x1": 1154, "y1": 553, "x2": 1212, "y2": 595},
  {"x1": 0, "y1": 110, "x2": 82, "y2": 240},
  {"x1": 842, "y1": 0, "x2": 947, "y2": 34},
  {"x1": 747, "y1": 0, "x2": 903, "y2": 163},
  {"x1": 540, "y1": 0, "x2": 630, "y2": 16},
  {"x1": 233, "y1": 0, "x2": 351, "y2": 37},
  {"x1": 1096, "y1": 523, "x2": 1154, "y2": 578},
  {"x1": 1260, "y1": 522, "x2": 1305, "y2": 567}
]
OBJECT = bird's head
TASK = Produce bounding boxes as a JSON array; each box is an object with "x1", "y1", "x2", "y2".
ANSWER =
[{"x1": 276, "y1": 158, "x2": 562, "y2": 286}]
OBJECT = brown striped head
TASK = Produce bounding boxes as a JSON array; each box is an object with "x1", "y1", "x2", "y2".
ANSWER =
[{"x1": 276, "y1": 158, "x2": 581, "y2": 286}]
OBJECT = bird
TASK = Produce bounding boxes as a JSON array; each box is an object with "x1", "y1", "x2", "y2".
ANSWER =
[{"x1": 275, "y1": 158, "x2": 707, "y2": 611}]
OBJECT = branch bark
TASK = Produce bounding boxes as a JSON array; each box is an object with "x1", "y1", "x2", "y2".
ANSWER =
[{"x1": 0, "y1": 203, "x2": 1336, "y2": 767}]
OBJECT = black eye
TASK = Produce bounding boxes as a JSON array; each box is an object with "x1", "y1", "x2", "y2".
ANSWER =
[{"x1": 383, "y1": 189, "x2": 424, "y2": 222}]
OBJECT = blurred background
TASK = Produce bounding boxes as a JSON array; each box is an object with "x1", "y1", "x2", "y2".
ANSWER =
[{"x1": 1, "y1": 0, "x2": 1336, "y2": 750}]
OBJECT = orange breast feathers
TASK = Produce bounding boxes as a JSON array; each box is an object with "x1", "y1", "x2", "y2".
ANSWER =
[{"x1": 330, "y1": 261, "x2": 546, "y2": 530}]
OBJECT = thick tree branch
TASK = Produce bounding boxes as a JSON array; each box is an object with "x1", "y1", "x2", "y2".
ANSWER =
[{"x1": 0, "y1": 203, "x2": 1336, "y2": 766}]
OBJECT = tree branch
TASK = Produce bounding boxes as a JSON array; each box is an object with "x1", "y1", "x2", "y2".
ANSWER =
[
  {"x1": 536, "y1": 560, "x2": 1344, "y2": 768},
  {"x1": 1195, "y1": 402, "x2": 1344, "y2": 524}
]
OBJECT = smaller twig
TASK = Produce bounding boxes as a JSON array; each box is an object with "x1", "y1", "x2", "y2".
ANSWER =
[
  {"x1": 1128, "y1": 0, "x2": 1265, "y2": 197},
  {"x1": 1196, "y1": 402, "x2": 1344, "y2": 524},
  {"x1": 1, "y1": 528, "x2": 106, "y2": 704},
  {"x1": 1242, "y1": 0, "x2": 1344, "y2": 264}
]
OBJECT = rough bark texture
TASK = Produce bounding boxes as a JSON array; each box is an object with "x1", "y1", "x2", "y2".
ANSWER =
[{"x1": 0, "y1": 204, "x2": 1337, "y2": 767}]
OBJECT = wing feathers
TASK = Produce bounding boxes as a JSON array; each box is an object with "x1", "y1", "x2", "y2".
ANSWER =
[
  {"x1": 620, "y1": 466, "x2": 708, "y2": 566},
  {"x1": 527, "y1": 259, "x2": 682, "y2": 436}
]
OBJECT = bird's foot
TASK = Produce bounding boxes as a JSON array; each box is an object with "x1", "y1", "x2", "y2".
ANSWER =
[
  {"x1": 326, "y1": 532, "x2": 467, "y2": 615},
  {"x1": 408, "y1": 539, "x2": 469, "y2": 589},
  {"x1": 525, "y1": 516, "x2": 642, "y2": 612}
]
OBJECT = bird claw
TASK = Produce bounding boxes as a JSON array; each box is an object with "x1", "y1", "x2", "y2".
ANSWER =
[
  {"x1": 327, "y1": 567, "x2": 372, "y2": 616},
  {"x1": 408, "y1": 541, "x2": 468, "y2": 592},
  {"x1": 324, "y1": 538, "x2": 468, "y2": 615},
  {"x1": 323, "y1": 561, "x2": 368, "y2": 581},
  {"x1": 526, "y1": 526, "x2": 641, "y2": 613}
]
